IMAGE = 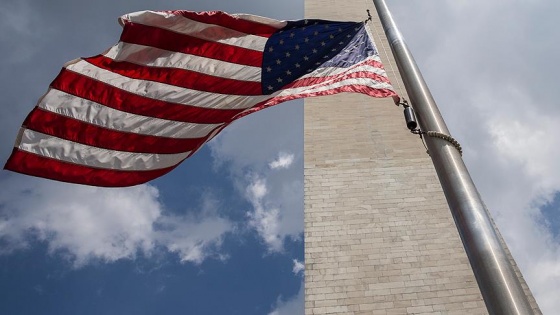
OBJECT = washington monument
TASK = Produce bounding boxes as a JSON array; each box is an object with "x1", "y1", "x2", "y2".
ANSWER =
[{"x1": 303, "y1": 1, "x2": 541, "y2": 314}]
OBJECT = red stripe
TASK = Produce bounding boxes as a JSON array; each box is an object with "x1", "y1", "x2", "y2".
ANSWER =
[
  {"x1": 120, "y1": 22, "x2": 263, "y2": 67},
  {"x1": 286, "y1": 70, "x2": 392, "y2": 90},
  {"x1": 24, "y1": 108, "x2": 213, "y2": 154},
  {"x1": 235, "y1": 86, "x2": 397, "y2": 120},
  {"x1": 349, "y1": 59, "x2": 386, "y2": 71},
  {"x1": 51, "y1": 69, "x2": 243, "y2": 124},
  {"x1": 4, "y1": 149, "x2": 176, "y2": 187},
  {"x1": 85, "y1": 55, "x2": 261, "y2": 96},
  {"x1": 169, "y1": 10, "x2": 279, "y2": 37},
  {"x1": 286, "y1": 59, "x2": 390, "y2": 89},
  {"x1": 282, "y1": 85, "x2": 397, "y2": 102}
]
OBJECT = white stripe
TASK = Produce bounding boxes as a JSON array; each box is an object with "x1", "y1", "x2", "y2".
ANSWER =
[
  {"x1": 231, "y1": 13, "x2": 287, "y2": 29},
  {"x1": 121, "y1": 11, "x2": 269, "y2": 52},
  {"x1": 104, "y1": 42, "x2": 261, "y2": 82},
  {"x1": 18, "y1": 129, "x2": 190, "y2": 171},
  {"x1": 65, "y1": 60, "x2": 272, "y2": 110},
  {"x1": 39, "y1": 89, "x2": 222, "y2": 139}
]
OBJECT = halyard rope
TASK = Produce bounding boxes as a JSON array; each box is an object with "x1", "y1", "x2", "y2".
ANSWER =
[
  {"x1": 365, "y1": 9, "x2": 405, "y2": 97},
  {"x1": 364, "y1": 8, "x2": 462, "y2": 157}
]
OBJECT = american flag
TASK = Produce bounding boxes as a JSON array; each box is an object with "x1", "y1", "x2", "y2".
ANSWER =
[{"x1": 4, "y1": 10, "x2": 397, "y2": 187}]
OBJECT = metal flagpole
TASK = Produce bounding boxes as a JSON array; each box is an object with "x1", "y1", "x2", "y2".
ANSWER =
[{"x1": 371, "y1": 1, "x2": 534, "y2": 314}]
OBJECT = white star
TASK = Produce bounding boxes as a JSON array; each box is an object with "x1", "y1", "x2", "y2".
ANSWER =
[
  {"x1": 279, "y1": 39, "x2": 284, "y2": 45},
  {"x1": 304, "y1": 56, "x2": 309, "y2": 61},
  {"x1": 312, "y1": 49, "x2": 318, "y2": 53},
  {"x1": 295, "y1": 44, "x2": 300, "y2": 50},
  {"x1": 276, "y1": 59, "x2": 282, "y2": 64},
  {"x1": 295, "y1": 63, "x2": 301, "y2": 68},
  {"x1": 286, "y1": 52, "x2": 291, "y2": 57},
  {"x1": 268, "y1": 85, "x2": 274, "y2": 90},
  {"x1": 330, "y1": 35, "x2": 334, "y2": 39},
  {"x1": 269, "y1": 47, "x2": 274, "y2": 52},
  {"x1": 266, "y1": 66, "x2": 272, "y2": 72},
  {"x1": 314, "y1": 31, "x2": 319, "y2": 36},
  {"x1": 305, "y1": 37, "x2": 310, "y2": 42},
  {"x1": 321, "y1": 41, "x2": 326, "y2": 46},
  {"x1": 277, "y1": 77, "x2": 283, "y2": 83},
  {"x1": 286, "y1": 70, "x2": 292, "y2": 75},
  {"x1": 290, "y1": 33, "x2": 295, "y2": 38},
  {"x1": 304, "y1": 20, "x2": 309, "y2": 24}
]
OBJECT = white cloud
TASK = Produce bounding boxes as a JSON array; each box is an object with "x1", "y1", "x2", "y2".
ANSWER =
[
  {"x1": 269, "y1": 259, "x2": 304, "y2": 315},
  {"x1": 246, "y1": 177, "x2": 283, "y2": 252},
  {"x1": 292, "y1": 259, "x2": 304, "y2": 275},
  {"x1": 210, "y1": 105, "x2": 301, "y2": 173},
  {"x1": 268, "y1": 281, "x2": 304, "y2": 315},
  {"x1": 154, "y1": 204, "x2": 233, "y2": 265},
  {"x1": 210, "y1": 104, "x2": 304, "y2": 252},
  {"x1": 269, "y1": 152, "x2": 295, "y2": 170},
  {"x1": 248, "y1": 177, "x2": 268, "y2": 200},
  {"x1": 0, "y1": 176, "x2": 233, "y2": 267}
]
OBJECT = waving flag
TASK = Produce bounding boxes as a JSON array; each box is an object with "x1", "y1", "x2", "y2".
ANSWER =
[{"x1": 4, "y1": 10, "x2": 397, "y2": 187}]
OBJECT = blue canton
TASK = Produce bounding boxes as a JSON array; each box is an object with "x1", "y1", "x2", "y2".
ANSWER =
[{"x1": 262, "y1": 19, "x2": 376, "y2": 94}]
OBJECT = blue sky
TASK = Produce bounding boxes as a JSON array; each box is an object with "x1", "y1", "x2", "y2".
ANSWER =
[{"x1": 1, "y1": 0, "x2": 559, "y2": 314}]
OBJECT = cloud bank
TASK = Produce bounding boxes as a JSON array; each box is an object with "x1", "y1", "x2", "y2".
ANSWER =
[
  {"x1": 0, "y1": 176, "x2": 233, "y2": 267},
  {"x1": 210, "y1": 103, "x2": 304, "y2": 253}
]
